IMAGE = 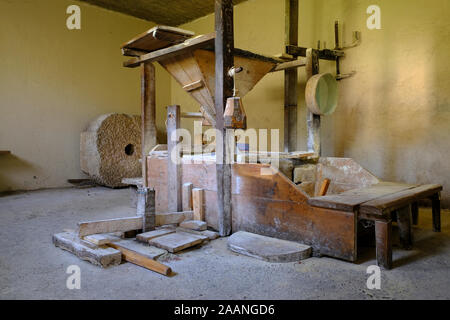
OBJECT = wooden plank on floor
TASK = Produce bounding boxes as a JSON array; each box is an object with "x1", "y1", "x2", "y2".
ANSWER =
[
  {"x1": 78, "y1": 217, "x2": 143, "y2": 237},
  {"x1": 148, "y1": 232, "x2": 207, "y2": 253},
  {"x1": 136, "y1": 229, "x2": 176, "y2": 243},
  {"x1": 107, "y1": 242, "x2": 171, "y2": 276}
]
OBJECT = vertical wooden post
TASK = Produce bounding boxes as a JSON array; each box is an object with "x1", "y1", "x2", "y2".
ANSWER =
[
  {"x1": 397, "y1": 205, "x2": 413, "y2": 250},
  {"x1": 305, "y1": 49, "x2": 321, "y2": 155},
  {"x1": 215, "y1": 0, "x2": 234, "y2": 237},
  {"x1": 431, "y1": 193, "x2": 441, "y2": 232},
  {"x1": 141, "y1": 63, "x2": 157, "y2": 188},
  {"x1": 284, "y1": 0, "x2": 299, "y2": 152},
  {"x1": 167, "y1": 105, "x2": 182, "y2": 212},
  {"x1": 411, "y1": 201, "x2": 419, "y2": 226},
  {"x1": 375, "y1": 220, "x2": 393, "y2": 270}
]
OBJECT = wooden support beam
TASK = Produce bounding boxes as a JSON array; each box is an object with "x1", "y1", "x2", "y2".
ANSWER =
[
  {"x1": 306, "y1": 48, "x2": 321, "y2": 155},
  {"x1": 124, "y1": 33, "x2": 215, "y2": 68},
  {"x1": 215, "y1": 0, "x2": 234, "y2": 237},
  {"x1": 167, "y1": 105, "x2": 182, "y2": 212},
  {"x1": 284, "y1": 0, "x2": 299, "y2": 152},
  {"x1": 431, "y1": 193, "x2": 441, "y2": 232},
  {"x1": 287, "y1": 45, "x2": 344, "y2": 61},
  {"x1": 375, "y1": 220, "x2": 393, "y2": 270},
  {"x1": 397, "y1": 205, "x2": 413, "y2": 250},
  {"x1": 141, "y1": 63, "x2": 157, "y2": 188},
  {"x1": 271, "y1": 58, "x2": 306, "y2": 72}
]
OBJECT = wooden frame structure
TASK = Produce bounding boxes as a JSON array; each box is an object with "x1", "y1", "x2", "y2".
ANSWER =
[{"x1": 121, "y1": 1, "x2": 442, "y2": 269}]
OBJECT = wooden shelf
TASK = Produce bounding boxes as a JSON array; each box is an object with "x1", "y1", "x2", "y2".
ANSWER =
[{"x1": 0, "y1": 150, "x2": 11, "y2": 155}]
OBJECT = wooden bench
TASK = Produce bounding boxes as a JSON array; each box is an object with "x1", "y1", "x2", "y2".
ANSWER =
[{"x1": 308, "y1": 183, "x2": 442, "y2": 269}]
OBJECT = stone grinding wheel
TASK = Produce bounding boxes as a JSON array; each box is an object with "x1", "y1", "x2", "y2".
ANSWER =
[{"x1": 80, "y1": 113, "x2": 142, "y2": 188}]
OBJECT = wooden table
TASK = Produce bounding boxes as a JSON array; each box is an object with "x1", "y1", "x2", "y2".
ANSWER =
[{"x1": 308, "y1": 182, "x2": 442, "y2": 269}]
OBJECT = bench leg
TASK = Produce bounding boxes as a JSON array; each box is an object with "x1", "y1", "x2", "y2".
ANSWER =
[
  {"x1": 397, "y1": 205, "x2": 413, "y2": 250},
  {"x1": 431, "y1": 193, "x2": 441, "y2": 232},
  {"x1": 375, "y1": 220, "x2": 393, "y2": 270},
  {"x1": 411, "y1": 202, "x2": 419, "y2": 226}
]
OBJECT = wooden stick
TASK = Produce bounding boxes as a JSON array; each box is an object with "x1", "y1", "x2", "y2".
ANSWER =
[
  {"x1": 107, "y1": 243, "x2": 172, "y2": 276},
  {"x1": 319, "y1": 179, "x2": 331, "y2": 196}
]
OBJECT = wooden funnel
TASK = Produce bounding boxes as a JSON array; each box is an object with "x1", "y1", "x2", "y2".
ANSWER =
[{"x1": 158, "y1": 49, "x2": 276, "y2": 120}]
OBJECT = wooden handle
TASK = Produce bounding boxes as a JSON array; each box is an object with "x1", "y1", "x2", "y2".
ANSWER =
[
  {"x1": 108, "y1": 243, "x2": 172, "y2": 276},
  {"x1": 319, "y1": 179, "x2": 331, "y2": 196}
]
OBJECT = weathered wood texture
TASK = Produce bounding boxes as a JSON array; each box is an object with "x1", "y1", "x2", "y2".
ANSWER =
[
  {"x1": 146, "y1": 157, "x2": 357, "y2": 261},
  {"x1": 124, "y1": 33, "x2": 215, "y2": 68},
  {"x1": 78, "y1": 212, "x2": 192, "y2": 237},
  {"x1": 360, "y1": 184, "x2": 442, "y2": 217},
  {"x1": 167, "y1": 105, "x2": 182, "y2": 212},
  {"x1": 215, "y1": 0, "x2": 234, "y2": 237},
  {"x1": 309, "y1": 182, "x2": 418, "y2": 212},
  {"x1": 148, "y1": 232, "x2": 207, "y2": 253},
  {"x1": 122, "y1": 26, "x2": 194, "y2": 52},
  {"x1": 375, "y1": 220, "x2": 393, "y2": 269},
  {"x1": 136, "y1": 229, "x2": 176, "y2": 243},
  {"x1": 284, "y1": 0, "x2": 298, "y2": 152},
  {"x1": 397, "y1": 205, "x2": 413, "y2": 249},
  {"x1": 141, "y1": 63, "x2": 157, "y2": 187},
  {"x1": 78, "y1": 217, "x2": 143, "y2": 237},
  {"x1": 108, "y1": 242, "x2": 171, "y2": 276},
  {"x1": 53, "y1": 232, "x2": 122, "y2": 268}
]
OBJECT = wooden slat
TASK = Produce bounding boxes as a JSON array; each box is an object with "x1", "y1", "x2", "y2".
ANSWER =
[
  {"x1": 0, "y1": 151, "x2": 11, "y2": 155},
  {"x1": 308, "y1": 182, "x2": 418, "y2": 212},
  {"x1": 124, "y1": 33, "x2": 215, "y2": 68},
  {"x1": 121, "y1": 25, "x2": 194, "y2": 52},
  {"x1": 107, "y1": 242, "x2": 172, "y2": 276},
  {"x1": 78, "y1": 217, "x2": 142, "y2": 237},
  {"x1": 360, "y1": 184, "x2": 442, "y2": 216}
]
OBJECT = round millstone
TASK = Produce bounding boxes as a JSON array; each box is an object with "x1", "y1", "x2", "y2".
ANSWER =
[{"x1": 80, "y1": 113, "x2": 142, "y2": 188}]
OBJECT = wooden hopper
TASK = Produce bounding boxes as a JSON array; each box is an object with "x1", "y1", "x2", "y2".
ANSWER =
[
  {"x1": 122, "y1": 30, "x2": 280, "y2": 124},
  {"x1": 158, "y1": 48, "x2": 277, "y2": 121}
]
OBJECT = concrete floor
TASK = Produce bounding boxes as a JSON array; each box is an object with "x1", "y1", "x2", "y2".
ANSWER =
[{"x1": 0, "y1": 187, "x2": 449, "y2": 300}]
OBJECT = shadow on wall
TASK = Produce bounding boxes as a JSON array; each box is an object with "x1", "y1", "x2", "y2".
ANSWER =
[
  {"x1": 323, "y1": 0, "x2": 449, "y2": 208},
  {"x1": 0, "y1": 154, "x2": 39, "y2": 193}
]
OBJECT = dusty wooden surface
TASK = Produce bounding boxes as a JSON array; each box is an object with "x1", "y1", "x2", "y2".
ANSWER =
[
  {"x1": 121, "y1": 25, "x2": 194, "y2": 52},
  {"x1": 146, "y1": 157, "x2": 357, "y2": 261}
]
